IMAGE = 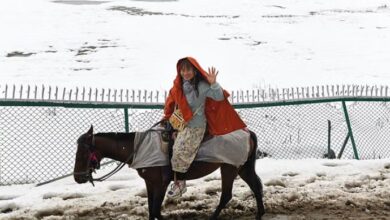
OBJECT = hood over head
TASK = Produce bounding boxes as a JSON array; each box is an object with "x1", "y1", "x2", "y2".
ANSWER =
[{"x1": 173, "y1": 57, "x2": 210, "y2": 87}]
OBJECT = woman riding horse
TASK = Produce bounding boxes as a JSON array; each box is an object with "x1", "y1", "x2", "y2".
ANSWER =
[
  {"x1": 163, "y1": 57, "x2": 247, "y2": 198},
  {"x1": 73, "y1": 57, "x2": 265, "y2": 219}
]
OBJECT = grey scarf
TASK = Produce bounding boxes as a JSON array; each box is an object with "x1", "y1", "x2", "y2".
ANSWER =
[{"x1": 183, "y1": 80, "x2": 196, "y2": 105}]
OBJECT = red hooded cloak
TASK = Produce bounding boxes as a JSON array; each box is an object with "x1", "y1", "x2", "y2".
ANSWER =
[{"x1": 164, "y1": 57, "x2": 246, "y2": 135}]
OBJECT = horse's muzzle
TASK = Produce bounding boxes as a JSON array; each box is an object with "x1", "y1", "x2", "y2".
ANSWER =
[{"x1": 73, "y1": 170, "x2": 91, "y2": 184}]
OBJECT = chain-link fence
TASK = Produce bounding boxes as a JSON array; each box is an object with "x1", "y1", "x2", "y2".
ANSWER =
[
  {"x1": 1, "y1": 98, "x2": 390, "y2": 185},
  {"x1": 0, "y1": 102, "x2": 164, "y2": 185},
  {"x1": 240, "y1": 100, "x2": 390, "y2": 160}
]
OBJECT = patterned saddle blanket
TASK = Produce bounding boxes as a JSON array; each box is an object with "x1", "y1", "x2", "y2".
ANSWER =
[{"x1": 130, "y1": 128, "x2": 251, "y2": 169}]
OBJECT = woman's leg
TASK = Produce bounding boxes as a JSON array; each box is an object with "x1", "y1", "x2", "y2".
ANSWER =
[
  {"x1": 167, "y1": 126, "x2": 205, "y2": 198},
  {"x1": 171, "y1": 127, "x2": 205, "y2": 173}
]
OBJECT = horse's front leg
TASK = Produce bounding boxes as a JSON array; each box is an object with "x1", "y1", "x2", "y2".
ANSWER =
[
  {"x1": 152, "y1": 167, "x2": 171, "y2": 219},
  {"x1": 151, "y1": 185, "x2": 169, "y2": 220},
  {"x1": 145, "y1": 181, "x2": 166, "y2": 220},
  {"x1": 144, "y1": 167, "x2": 171, "y2": 220},
  {"x1": 210, "y1": 164, "x2": 238, "y2": 220},
  {"x1": 145, "y1": 180, "x2": 155, "y2": 220}
]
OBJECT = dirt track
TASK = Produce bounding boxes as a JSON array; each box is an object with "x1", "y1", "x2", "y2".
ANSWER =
[
  {"x1": 29, "y1": 197, "x2": 390, "y2": 220},
  {"x1": 25, "y1": 181, "x2": 390, "y2": 220}
]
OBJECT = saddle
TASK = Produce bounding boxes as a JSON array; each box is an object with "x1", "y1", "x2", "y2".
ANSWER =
[
  {"x1": 130, "y1": 122, "x2": 251, "y2": 169},
  {"x1": 160, "y1": 121, "x2": 213, "y2": 154}
]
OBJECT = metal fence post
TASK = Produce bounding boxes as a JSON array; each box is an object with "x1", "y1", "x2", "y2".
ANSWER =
[
  {"x1": 328, "y1": 120, "x2": 331, "y2": 155},
  {"x1": 337, "y1": 134, "x2": 350, "y2": 159},
  {"x1": 342, "y1": 101, "x2": 359, "y2": 159},
  {"x1": 124, "y1": 108, "x2": 129, "y2": 133}
]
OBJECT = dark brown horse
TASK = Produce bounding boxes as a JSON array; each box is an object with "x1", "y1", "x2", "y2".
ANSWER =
[{"x1": 73, "y1": 126, "x2": 265, "y2": 220}]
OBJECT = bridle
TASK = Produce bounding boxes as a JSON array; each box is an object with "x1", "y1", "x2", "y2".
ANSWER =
[
  {"x1": 74, "y1": 120, "x2": 166, "y2": 186},
  {"x1": 73, "y1": 134, "x2": 102, "y2": 186},
  {"x1": 74, "y1": 133, "x2": 134, "y2": 187}
]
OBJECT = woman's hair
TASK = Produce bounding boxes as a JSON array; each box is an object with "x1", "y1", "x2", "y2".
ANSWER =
[
  {"x1": 178, "y1": 59, "x2": 204, "y2": 97},
  {"x1": 178, "y1": 59, "x2": 196, "y2": 74}
]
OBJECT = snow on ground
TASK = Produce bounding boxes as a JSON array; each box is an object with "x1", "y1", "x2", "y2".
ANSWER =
[{"x1": 0, "y1": 159, "x2": 390, "y2": 219}]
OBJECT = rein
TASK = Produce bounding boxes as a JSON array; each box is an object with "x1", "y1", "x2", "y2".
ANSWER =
[{"x1": 80, "y1": 120, "x2": 164, "y2": 186}]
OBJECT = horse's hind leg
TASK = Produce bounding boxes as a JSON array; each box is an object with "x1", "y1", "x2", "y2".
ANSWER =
[
  {"x1": 238, "y1": 167, "x2": 265, "y2": 219},
  {"x1": 210, "y1": 164, "x2": 238, "y2": 220}
]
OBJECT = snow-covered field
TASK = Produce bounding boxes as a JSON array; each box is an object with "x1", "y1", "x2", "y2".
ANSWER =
[
  {"x1": 1, "y1": 0, "x2": 390, "y2": 90},
  {"x1": 1, "y1": 0, "x2": 390, "y2": 219}
]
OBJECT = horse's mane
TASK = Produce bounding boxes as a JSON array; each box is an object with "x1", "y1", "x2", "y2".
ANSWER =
[{"x1": 95, "y1": 132, "x2": 136, "y2": 141}]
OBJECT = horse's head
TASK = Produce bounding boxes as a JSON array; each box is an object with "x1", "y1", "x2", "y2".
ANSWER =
[{"x1": 73, "y1": 125, "x2": 101, "y2": 184}]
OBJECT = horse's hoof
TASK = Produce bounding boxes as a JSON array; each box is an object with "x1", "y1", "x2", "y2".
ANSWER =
[{"x1": 208, "y1": 215, "x2": 217, "y2": 220}]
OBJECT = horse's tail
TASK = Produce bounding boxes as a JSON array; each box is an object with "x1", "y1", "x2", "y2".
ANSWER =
[
  {"x1": 242, "y1": 130, "x2": 263, "y2": 195},
  {"x1": 242, "y1": 130, "x2": 258, "y2": 170},
  {"x1": 241, "y1": 130, "x2": 257, "y2": 173}
]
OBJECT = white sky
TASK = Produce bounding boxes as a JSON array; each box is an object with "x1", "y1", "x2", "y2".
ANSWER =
[{"x1": 1, "y1": 0, "x2": 390, "y2": 219}]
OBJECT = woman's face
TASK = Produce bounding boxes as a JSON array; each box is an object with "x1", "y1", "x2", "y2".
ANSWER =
[{"x1": 180, "y1": 67, "x2": 195, "y2": 81}]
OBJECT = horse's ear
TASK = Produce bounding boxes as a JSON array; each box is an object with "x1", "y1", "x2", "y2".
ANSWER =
[{"x1": 87, "y1": 125, "x2": 93, "y2": 134}]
